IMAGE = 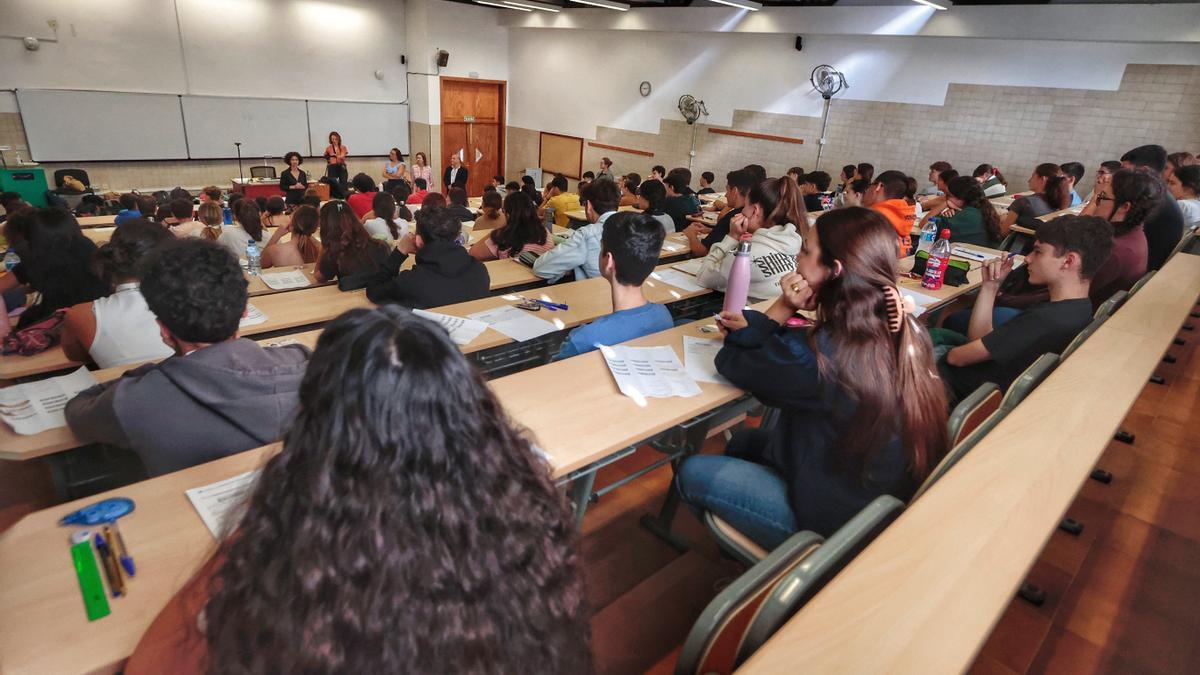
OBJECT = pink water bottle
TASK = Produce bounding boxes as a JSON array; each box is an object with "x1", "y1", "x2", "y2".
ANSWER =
[
  {"x1": 723, "y1": 234, "x2": 753, "y2": 313},
  {"x1": 922, "y1": 228, "x2": 952, "y2": 291}
]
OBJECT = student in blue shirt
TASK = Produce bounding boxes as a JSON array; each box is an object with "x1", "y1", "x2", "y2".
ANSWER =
[
  {"x1": 1061, "y1": 161, "x2": 1085, "y2": 207},
  {"x1": 532, "y1": 179, "x2": 622, "y2": 283},
  {"x1": 114, "y1": 193, "x2": 142, "y2": 225},
  {"x1": 555, "y1": 211, "x2": 674, "y2": 360}
]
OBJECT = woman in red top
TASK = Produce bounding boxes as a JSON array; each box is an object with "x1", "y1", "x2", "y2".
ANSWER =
[{"x1": 323, "y1": 131, "x2": 349, "y2": 195}]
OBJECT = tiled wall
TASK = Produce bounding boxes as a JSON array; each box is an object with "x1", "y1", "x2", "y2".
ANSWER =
[{"x1": 510, "y1": 64, "x2": 1200, "y2": 191}]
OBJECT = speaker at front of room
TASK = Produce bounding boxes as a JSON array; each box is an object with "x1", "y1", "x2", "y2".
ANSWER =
[
  {"x1": 437, "y1": 50, "x2": 450, "y2": 68},
  {"x1": 795, "y1": 36, "x2": 803, "y2": 52}
]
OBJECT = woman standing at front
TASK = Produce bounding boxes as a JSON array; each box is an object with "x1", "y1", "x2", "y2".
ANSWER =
[
  {"x1": 411, "y1": 152, "x2": 434, "y2": 193},
  {"x1": 382, "y1": 148, "x2": 408, "y2": 193},
  {"x1": 279, "y1": 152, "x2": 308, "y2": 207},
  {"x1": 323, "y1": 131, "x2": 349, "y2": 194}
]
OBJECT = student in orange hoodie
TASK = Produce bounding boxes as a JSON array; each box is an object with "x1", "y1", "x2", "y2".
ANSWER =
[{"x1": 862, "y1": 170, "x2": 917, "y2": 256}]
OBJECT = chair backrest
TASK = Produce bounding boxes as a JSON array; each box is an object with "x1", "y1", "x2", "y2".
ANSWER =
[
  {"x1": 675, "y1": 529, "x2": 824, "y2": 675},
  {"x1": 1094, "y1": 290, "x2": 1128, "y2": 321},
  {"x1": 735, "y1": 495, "x2": 906, "y2": 667},
  {"x1": 1000, "y1": 353, "x2": 1059, "y2": 412},
  {"x1": 946, "y1": 382, "x2": 1002, "y2": 448},
  {"x1": 1169, "y1": 230, "x2": 1196, "y2": 260},
  {"x1": 911, "y1": 404, "x2": 1009, "y2": 502},
  {"x1": 53, "y1": 168, "x2": 90, "y2": 188},
  {"x1": 1061, "y1": 315, "x2": 1106, "y2": 360},
  {"x1": 250, "y1": 165, "x2": 277, "y2": 179},
  {"x1": 1128, "y1": 270, "x2": 1156, "y2": 297},
  {"x1": 705, "y1": 513, "x2": 770, "y2": 567}
]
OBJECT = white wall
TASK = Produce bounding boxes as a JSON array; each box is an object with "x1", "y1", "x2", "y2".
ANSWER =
[
  {"x1": 0, "y1": 0, "x2": 408, "y2": 101},
  {"x1": 404, "y1": 0, "x2": 509, "y2": 124}
]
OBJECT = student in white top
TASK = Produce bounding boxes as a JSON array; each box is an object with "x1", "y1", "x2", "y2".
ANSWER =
[
  {"x1": 60, "y1": 220, "x2": 176, "y2": 368},
  {"x1": 696, "y1": 177, "x2": 805, "y2": 302},
  {"x1": 361, "y1": 192, "x2": 408, "y2": 243},
  {"x1": 1167, "y1": 164, "x2": 1200, "y2": 230},
  {"x1": 218, "y1": 200, "x2": 269, "y2": 259}
]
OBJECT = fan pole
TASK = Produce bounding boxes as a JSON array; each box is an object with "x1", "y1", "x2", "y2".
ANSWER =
[
  {"x1": 815, "y1": 96, "x2": 832, "y2": 171},
  {"x1": 688, "y1": 123, "x2": 699, "y2": 171}
]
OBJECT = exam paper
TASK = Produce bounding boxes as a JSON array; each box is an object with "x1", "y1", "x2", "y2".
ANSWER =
[
  {"x1": 468, "y1": 305, "x2": 559, "y2": 342},
  {"x1": 186, "y1": 469, "x2": 261, "y2": 538},
  {"x1": 673, "y1": 258, "x2": 704, "y2": 275},
  {"x1": 950, "y1": 246, "x2": 994, "y2": 263},
  {"x1": 412, "y1": 309, "x2": 489, "y2": 346},
  {"x1": 259, "y1": 269, "x2": 311, "y2": 290},
  {"x1": 239, "y1": 303, "x2": 268, "y2": 328},
  {"x1": 601, "y1": 345, "x2": 702, "y2": 403},
  {"x1": 683, "y1": 335, "x2": 729, "y2": 385},
  {"x1": 899, "y1": 289, "x2": 942, "y2": 318},
  {"x1": 651, "y1": 269, "x2": 706, "y2": 294},
  {"x1": 0, "y1": 367, "x2": 98, "y2": 435},
  {"x1": 661, "y1": 240, "x2": 687, "y2": 253}
]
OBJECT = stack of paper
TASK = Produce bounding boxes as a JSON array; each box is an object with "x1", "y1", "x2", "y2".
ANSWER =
[
  {"x1": 185, "y1": 470, "x2": 262, "y2": 538},
  {"x1": 468, "y1": 305, "x2": 559, "y2": 342},
  {"x1": 0, "y1": 367, "x2": 98, "y2": 435},
  {"x1": 239, "y1": 303, "x2": 268, "y2": 328},
  {"x1": 673, "y1": 258, "x2": 704, "y2": 275},
  {"x1": 259, "y1": 269, "x2": 311, "y2": 290},
  {"x1": 601, "y1": 345, "x2": 702, "y2": 404},
  {"x1": 412, "y1": 309, "x2": 489, "y2": 346},
  {"x1": 683, "y1": 335, "x2": 730, "y2": 385},
  {"x1": 650, "y1": 269, "x2": 706, "y2": 293},
  {"x1": 900, "y1": 289, "x2": 942, "y2": 318}
]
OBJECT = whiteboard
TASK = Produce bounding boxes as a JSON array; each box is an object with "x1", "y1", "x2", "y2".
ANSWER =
[
  {"x1": 16, "y1": 90, "x2": 188, "y2": 162},
  {"x1": 181, "y1": 96, "x2": 309, "y2": 159},
  {"x1": 306, "y1": 101, "x2": 409, "y2": 157}
]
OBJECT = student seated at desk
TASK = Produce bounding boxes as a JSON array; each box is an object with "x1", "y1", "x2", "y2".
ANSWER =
[
  {"x1": 938, "y1": 215, "x2": 1111, "y2": 404},
  {"x1": 533, "y1": 179, "x2": 622, "y2": 283},
  {"x1": 361, "y1": 192, "x2": 406, "y2": 243},
  {"x1": 114, "y1": 193, "x2": 141, "y2": 226},
  {"x1": 676, "y1": 208, "x2": 949, "y2": 548},
  {"x1": 636, "y1": 179, "x2": 674, "y2": 238},
  {"x1": 472, "y1": 189, "x2": 507, "y2": 231},
  {"x1": 1119, "y1": 144, "x2": 1184, "y2": 271},
  {"x1": 161, "y1": 199, "x2": 194, "y2": 229},
  {"x1": 974, "y1": 163, "x2": 1008, "y2": 198},
  {"x1": 926, "y1": 176, "x2": 1004, "y2": 249},
  {"x1": 405, "y1": 178, "x2": 430, "y2": 205},
  {"x1": 1061, "y1": 161, "x2": 1086, "y2": 207},
  {"x1": 697, "y1": 171, "x2": 717, "y2": 196},
  {"x1": 261, "y1": 204, "x2": 321, "y2": 268},
  {"x1": 469, "y1": 192, "x2": 551, "y2": 262},
  {"x1": 316, "y1": 200, "x2": 390, "y2": 291},
  {"x1": 861, "y1": 170, "x2": 915, "y2": 257},
  {"x1": 366, "y1": 205, "x2": 489, "y2": 309},
  {"x1": 65, "y1": 239, "x2": 309, "y2": 477},
  {"x1": 173, "y1": 201, "x2": 222, "y2": 239},
  {"x1": 347, "y1": 173, "x2": 379, "y2": 219},
  {"x1": 538, "y1": 174, "x2": 581, "y2": 230},
  {"x1": 696, "y1": 177, "x2": 804, "y2": 302},
  {"x1": 802, "y1": 171, "x2": 832, "y2": 213},
  {"x1": 216, "y1": 201, "x2": 268, "y2": 260},
  {"x1": 682, "y1": 169, "x2": 754, "y2": 258},
  {"x1": 839, "y1": 178, "x2": 870, "y2": 208},
  {"x1": 123, "y1": 307, "x2": 591, "y2": 675},
  {"x1": 620, "y1": 173, "x2": 642, "y2": 207},
  {"x1": 262, "y1": 196, "x2": 289, "y2": 229},
  {"x1": 446, "y1": 187, "x2": 476, "y2": 223},
  {"x1": 61, "y1": 220, "x2": 175, "y2": 368},
  {"x1": 661, "y1": 174, "x2": 701, "y2": 232},
  {"x1": 1086, "y1": 170, "x2": 1155, "y2": 308},
  {"x1": 916, "y1": 168, "x2": 957, "y2": 212},
  {"x1": 1001, "y1": 163, "x2": 1071, "y2": 234},
  {"x1": 917, "y1": 161, "x2": 953, "y2": 198},
  {"x1": 555, "y1": 212, "x2": 672, "y2": 360},
  {"x1": 0, "y1": 208, "x2": 109, "y2": 329},
  {"x1": 199, "y1": 186, "x2": 221, "y2": 204},
  {"x1": 1168, "y1": 164, "x2": 1200, "y2": 230}
]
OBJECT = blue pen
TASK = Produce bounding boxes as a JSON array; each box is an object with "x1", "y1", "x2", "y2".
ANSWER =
[
  {"x1": 93, "y1": 531, "x2": 124, "y2": 597},
  {"x1": 111, "y1": 521, "x2": 136, "y2": 577},
  {"x1": 537, "y1": 299, "x2": 569, "y2": 311}
]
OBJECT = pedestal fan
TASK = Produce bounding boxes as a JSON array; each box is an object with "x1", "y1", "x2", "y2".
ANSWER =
[
  {"x1": 810, "y1": 65, "x2": 848, "y2": 171},
  {"x1": 678, "y1": 94, "x2": 709, "y2": 171}
]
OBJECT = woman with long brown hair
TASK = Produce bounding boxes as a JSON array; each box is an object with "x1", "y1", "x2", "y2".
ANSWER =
[
  {"x1": 261, "y1": 204, "x2": 322, "y2": 268},
  {"x1": 314, "y1": 200, "x2": 390, "y2": 290},
  {"x1": 1002, "y1": 162, "x2": 1071, "y2": 233},
  {"x1": 677, "y1": 207, "x2": 948, "y2": 548},
  {"x1": 124, "y1": 306, "x2": 592, "y2": 674}
]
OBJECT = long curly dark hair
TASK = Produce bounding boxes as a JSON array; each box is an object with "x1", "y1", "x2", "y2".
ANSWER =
[
  {"x1": 203, "y1": 306, "x2": 592, "y2": 674},
  {"x1": 493, "y1": 191, "x2": 548, "y2": 257}
]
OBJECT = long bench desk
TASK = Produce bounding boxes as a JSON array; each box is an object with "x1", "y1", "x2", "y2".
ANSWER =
[{"x1": 738, "y1": 250, "x2": 1200, "y2": 674}]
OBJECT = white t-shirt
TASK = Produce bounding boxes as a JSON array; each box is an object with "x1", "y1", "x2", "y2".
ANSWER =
[
  {"x1": 89, "y1": 283, "x2": 175, "y2": 368},
  {"x1": 217, "y1": 225, "x2": 266, "y2": 259},
  {"x1": 363, "y1": 217, "x2": 409, "y2": 242},
  {"x1": 1179, "y1": 198, "x2": 1200, "y2": 231}
]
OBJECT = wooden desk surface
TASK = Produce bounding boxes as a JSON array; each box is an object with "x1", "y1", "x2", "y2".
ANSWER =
[
  {"x1": 897, "y1": 243, "x2": 1006, "y2": 307},
  {"x1": 244, "y1": 264, "x2": 327, "y2": 297},
  {"x1": 76, "y1": 215, "x2": 117, "y2": 228},
  {"x1": 0, "y1": 312, "x2": 751, "y2": 675},
  {"x1": 738, "y1": 252, "x2": 1200, "y2": 675}
]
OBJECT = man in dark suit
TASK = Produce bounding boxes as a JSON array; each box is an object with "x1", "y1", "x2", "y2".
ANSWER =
[{"x1": 443, "y1": 154, "x2": 469, "y2": 193}]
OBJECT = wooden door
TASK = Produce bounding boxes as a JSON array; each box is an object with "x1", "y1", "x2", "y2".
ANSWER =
[{"x1": 440, "y1": 77, "x2": 506, "y2": 197}]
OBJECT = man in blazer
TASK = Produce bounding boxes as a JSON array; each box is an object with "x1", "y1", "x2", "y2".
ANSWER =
[{"x1": 444, "y1": 154, "x2": 469, "y2": 193}]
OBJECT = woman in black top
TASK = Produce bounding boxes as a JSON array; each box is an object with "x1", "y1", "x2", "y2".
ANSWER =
[
  {"x1": 0, "y1": 208, "x2": 110, "y2": 328},
  {"x1": 315, "y1": 200, "x2": 390, "y2": 291},
  {"x1": 279, "y1": 152, "x2": 308, "y2": 207}
]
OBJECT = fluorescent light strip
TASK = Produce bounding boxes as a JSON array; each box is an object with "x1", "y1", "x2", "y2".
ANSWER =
[
  {"x1": 476, "y1": 0, "x2": 532, "y2": 9},
  {"x1": 708, "y1": 0, "x2": 762, "y2": 10},
  {"x1": 911, "y1": 0, "x2": 949, "y2": 9},
  {"x1": 504, "y1": 0, "x2": 561, "y2": 10},
  {"x1": 569, "y1": 0, "x2": 630, "y2": 11}
]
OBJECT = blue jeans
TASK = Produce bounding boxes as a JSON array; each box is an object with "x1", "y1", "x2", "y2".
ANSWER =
[
  {"x1": 676, "y1": 430, "x2": 798, "y2": 551},
  {"x1": 942, "y1": 306, "x2": 1022, "y2": 335}
]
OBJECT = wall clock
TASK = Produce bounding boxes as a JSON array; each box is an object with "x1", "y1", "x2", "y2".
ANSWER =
[{"x1": 639, "y1": 81, "x2": 652, "y2": 97}]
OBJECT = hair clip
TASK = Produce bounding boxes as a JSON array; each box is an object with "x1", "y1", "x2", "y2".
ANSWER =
[{"x1": 882, "y1": 285, "x2": 917, "y2": 334}]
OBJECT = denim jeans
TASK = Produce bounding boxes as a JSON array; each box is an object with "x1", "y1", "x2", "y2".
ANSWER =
[
  {"x1": 942, "y1": 306, "x2": 1022, "y2": 335},
  {"x1": 675, "y1": 430, "x2": 799, "y2": 551}
]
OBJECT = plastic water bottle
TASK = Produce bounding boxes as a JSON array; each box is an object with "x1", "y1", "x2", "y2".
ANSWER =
[
  {"x1": 3, "y1": 248, "x2": 19, "y2": 272},
  {"x1": 922, "y1": 229, "x2": 952, "y2": 291},
  {"x1": 544, "y1": 205, "x2": 556, "y2": 231},
  {"x1": 917, "y1": 218, "x2": 939, "y2": 255},
  {"x1": 222, "y1": 205, "x2": 233, "y2": 225},
  {"x1": 246, "y1": 241, "x2": 262, "y2": 276},
  {"x1": 722, "y1": 234, "x2": 753, "y2": 314}
]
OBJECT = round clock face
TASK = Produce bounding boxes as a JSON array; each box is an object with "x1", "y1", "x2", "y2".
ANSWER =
[{"x1": 639, "y1": 81, "x2": 652, "y2": 97}]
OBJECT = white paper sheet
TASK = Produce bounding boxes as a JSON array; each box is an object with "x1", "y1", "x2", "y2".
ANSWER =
[
  {"x1": 672, "y1": 258, "x2": 704, "y2": 275},
  {"x1": 899, "y1": 289, "x2": 943, "y2": 318},
  {"x1": 259, "y1": 269, "x2": 311, "y2": 290},
  {"x1": 683, "y1": 335, "x2": 729, "y2": 385},
  {"x1": 600, "y1": 345, "x2": 702, "y2": 404},
  {"x1": 263, "y1": 338, "x2": 302, "y2": 348},
  {"x1": 412, "y1": 309, "x2": 489, "y2": 346},
  {"x1": 0, "y1": 367, "x2": 99, "y2": 435},
  {"x1": 239, "y1": 303, "x2": 268, "y2": 328},
  {"x1": 949, "y1": 246, "x2": 995, "y2": 263},
  {"x1": 661, "y1": 240, "x2": 687, "y2": 253},
  {"x1": 468, "y1": 305, "x2": 559, "y2": 342},
  {"x1": 650, "y1": 269, "x2": 706, "y2": 293},
  {"x1": 185, "y1": 469, "x2": 261, "y2": 538}
]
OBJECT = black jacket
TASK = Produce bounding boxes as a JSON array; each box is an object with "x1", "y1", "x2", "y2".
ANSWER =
[
  {"x1": 366, "y1": 240, "x2": 490, "y2": 309},
  {"x1": 443, "y1": 166, "x2": 469, "y2": 190}
]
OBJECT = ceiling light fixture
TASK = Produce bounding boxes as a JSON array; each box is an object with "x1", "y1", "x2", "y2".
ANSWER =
[
  {"x1": 504, "y1": 0, "x2": 561, "y2": 11},
  {"x1": 708, "y1": 0, "x2": 762, "y2": 10},
  {"x1": 569, "y1": 0, "x2": 631, "y2": 11},
  {"x1": 476, "y1": 0, "x2": 532, "y2": 9},
  {"x1": 911, "y1": 0, "x2": 949, "y2": 10}
]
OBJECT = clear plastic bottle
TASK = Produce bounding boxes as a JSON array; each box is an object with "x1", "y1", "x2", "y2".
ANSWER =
[
  {"x1": 3, "y1": 248, "x2": 19, "y2": 273},
  {"x1": 246, "y1": 241, "x2": 262, "y2": 276},
  {"x1": 922, "y1": 229, "x2": 952, "y2": 291},
  {"x1": 722, "y1": 234, "x2": 754, "y2": 314},
  {"x1": 917, "y1": 217, "x2": 939, "y2": 255}
]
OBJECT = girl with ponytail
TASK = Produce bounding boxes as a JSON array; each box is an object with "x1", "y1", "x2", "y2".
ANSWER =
[
  {"x1": 677, "y1": 207, "x2": 948, "y2": 548},
  {"x1": 931, "y1": 176, "x2": 1003, "y2": 247},
  {"x1": 262, "y1": 204, "x2": 322, "y2": 268},
  {"x1": 973, "y1": 163, "x2": 1008, "y2": 197},
  {"x1": 1003, "y1": 163, "x2": 1072, "y2": 233},
  {"x1": 695, "y1": 177, "x2": 805, "y2": 301}
]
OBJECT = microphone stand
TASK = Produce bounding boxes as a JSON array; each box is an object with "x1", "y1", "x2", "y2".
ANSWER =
[{"x1": 235, "y1": 142, "x2": 244, "y2": 183}]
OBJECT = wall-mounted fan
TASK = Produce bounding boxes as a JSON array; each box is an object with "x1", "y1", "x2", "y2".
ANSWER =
[
  {"x1": 678, "y1": 94, "x2": 709, "y2": 170},
  {"x1": 810, "y1": 65, "x2": 848, "y2": 170}
]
